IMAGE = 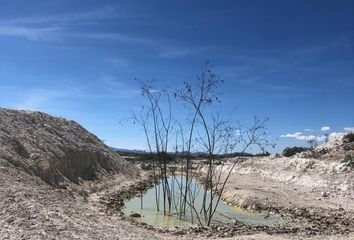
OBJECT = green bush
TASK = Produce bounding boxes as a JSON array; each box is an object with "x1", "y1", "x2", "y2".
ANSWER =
[
  {"x1": 282, "y1": 146, "x2": 309, "y2": 157},
  {"x1": 139, "y1": 151, "x2": 176, "y2": 163},
  {"x1": 342, "y1": 154, "x2": 354, "y2": 167},
  {"x1": 343, "y1": 133, "x2": 354, "y2": 143}
]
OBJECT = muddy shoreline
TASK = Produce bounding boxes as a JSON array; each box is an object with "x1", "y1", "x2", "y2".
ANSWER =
[{"x1": 98, "y1": 169, "x2": 354, "y2": 238}]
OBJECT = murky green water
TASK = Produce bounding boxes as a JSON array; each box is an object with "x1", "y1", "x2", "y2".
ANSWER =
[{"x1": 122, "y1": 176, "x2": 282, "y2": 228}]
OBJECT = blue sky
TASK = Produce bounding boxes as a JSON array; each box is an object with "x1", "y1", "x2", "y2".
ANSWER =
[{"x1": 0, "y1": 0, "x2": 353, "y2": 153}]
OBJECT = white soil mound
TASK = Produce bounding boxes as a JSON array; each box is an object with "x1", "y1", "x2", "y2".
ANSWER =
[{"x1": 0, "y1": 108, "x2": 134, "y2": 185}]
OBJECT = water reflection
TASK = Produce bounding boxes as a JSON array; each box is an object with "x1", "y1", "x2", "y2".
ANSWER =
[{"x1": 122, "y1": 176, "x2": 281, "y2": 228}]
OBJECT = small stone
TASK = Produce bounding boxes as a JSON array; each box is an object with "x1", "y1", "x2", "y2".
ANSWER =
[
  {"x1": 129, "y1": 213, "x2": 141, "y2": 217},
  {"x1": 321, "y1": 192, "x2": 329, "y2": 197}
]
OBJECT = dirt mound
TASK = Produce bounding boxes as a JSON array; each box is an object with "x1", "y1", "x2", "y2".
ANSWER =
[
  {"x1": 294, "y1": 135, "x2": 354, "y2": 161},
  {"x1": 315, "y1": 135, "x2": 354, "y2": 159},
  {"x1": 0, "y1": 108, "x2": 135, "y2": 185}
]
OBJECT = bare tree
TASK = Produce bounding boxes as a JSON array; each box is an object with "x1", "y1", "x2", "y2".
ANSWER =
[
  {"x1": 129, "y1": 63, "x2": 273, "y2": 226},
  {"x1": 130, "y1": 79, "x2": 175, "y2": 214}
]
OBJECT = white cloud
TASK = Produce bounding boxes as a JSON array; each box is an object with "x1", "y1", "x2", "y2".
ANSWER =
[
  {"x1": 296, "y1": 135, "x2": 316, "y2": 141},
  {"x1": 280, "y1": 131, "x2": 335, "y2": 142},
  {"x1": 281, "y1": 128, "x2": 350, "y2": 143},
  {"x1": 329, "y1": 132, "x2": 345, "y2": 139},
  {"x1": 321, "y1": 126, "x2": 331, "y2": 131},
  {"x1": 280, "y1": 132, "x2": 302, "y2": 138},
  {"x1": 316, "y1": 135, "x2": 327, "y2": 142},
  {"x1": 344, "y1": 127, "x2": 354, "y2": 132},
  {"x1": 280, "y1": 132, "x2": 317, "y2": 141},
  {"x1": 304, "y1": 128, "x2": 314, "y2": 132}
]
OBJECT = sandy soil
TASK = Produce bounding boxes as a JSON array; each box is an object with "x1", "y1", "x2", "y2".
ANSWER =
[
  {"x1": 215, "y1": 156, "x2": 354, "y2": 239},
  {"x1": 1, "y1": 156, "x2": 354, "y2": 240},
  {"x1": 0, "y1": 163, "x2": 169, "y2": 240},
  {"x1": 220, "y1": 156, "x2": 354, "y2": 212}
]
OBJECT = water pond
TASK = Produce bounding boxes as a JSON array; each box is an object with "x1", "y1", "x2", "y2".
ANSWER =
[{"x1": 122, "y1": 176, "x2": 283, "y2": 228}]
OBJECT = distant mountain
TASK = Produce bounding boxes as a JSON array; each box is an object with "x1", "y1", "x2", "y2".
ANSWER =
[
  {"x1": 110, "y1": 147, "x2": 146, "y2": 154},
  {"x1": 109, "y1": 147, "x2": 260, "y2": 158}
]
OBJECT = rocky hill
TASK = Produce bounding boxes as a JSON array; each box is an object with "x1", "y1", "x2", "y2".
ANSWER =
[
  {"x1": 0, "y1": 108, "x2": 134, "y2": 186},
  {"x1": 294, "y1": 135, "x2": 354, "y2": 161},
  {"x1": 315, "y1": 135, "x2": 354, "y2": 160}
]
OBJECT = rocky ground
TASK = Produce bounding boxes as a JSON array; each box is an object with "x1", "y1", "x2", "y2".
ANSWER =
[
  {"x1": 2, "y1": 163, "x2": 353, "y2": 240},
  {"x1": 215, "y1": 153, "x2": 354, "y2": 238},
  {"x1": 221, "y1": 156, "x2": 354, "y2": 212},
  {"x1": 219, "y1": 136, "x2": 354, "y2": 214},
  {"x1": 0, "y1": 161, "x2": 171, "y2": 240}
]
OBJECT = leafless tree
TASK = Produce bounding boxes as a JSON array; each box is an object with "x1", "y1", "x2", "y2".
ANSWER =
[{"x1": 129, "y1": 63, "x2": 273, "y2": 226}]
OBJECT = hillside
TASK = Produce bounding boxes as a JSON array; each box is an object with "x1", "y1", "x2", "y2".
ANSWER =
[
  {"x1": 0, "y1": 108, "x2": 135, "y2": 185},
  {"x1": 0, "y1": 108, "x2": 168, "y2": 240}
]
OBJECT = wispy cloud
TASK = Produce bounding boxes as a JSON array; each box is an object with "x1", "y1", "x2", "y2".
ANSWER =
[
  {"x1": 218, "y1": 54, "x2": 299, "y2": 78},
  {"x1": 0, "y1": 6, "x2": 149, "y2": 43},
  {"x1": 0, "y1": 26, "x2": 61, "y2": 40},
  {"x1": 304, "y1": 128, "x2": 314, "y2": 132},
  {"x1": 156, "y1": 46, "x2": 208, "y2": 58},
  {"x1": 0, "y1": 79, "x2": 140, "y2": 112},
  {"x1": 0, "y1": 7, "x2": 207, "y2": 58},
  {"x1": 12, "y1": 86, "x2": 95, "y2": 110},
  {"x1": 100, "y1": 75, "x2": 141, "y2": 98},
  {"x1": 0, "y1": 25, "x2": 153, "y2": 46},
  {"x1": 0, "y1": 6, "x2": 128, "y2": 26},
  {"x1": 217, "y1": 36, "x2": 354, "y2": 90},
  {"x1": 67, "y1": 31, "x2": 155, "y2": 45},
  {"x1": 99, "y1": 58, "x2": 131, "y2": 68}
]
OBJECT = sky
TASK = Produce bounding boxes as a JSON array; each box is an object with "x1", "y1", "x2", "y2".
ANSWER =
[{"x1": 0, "y1": 0, "x2": 353, "y2": 153}]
